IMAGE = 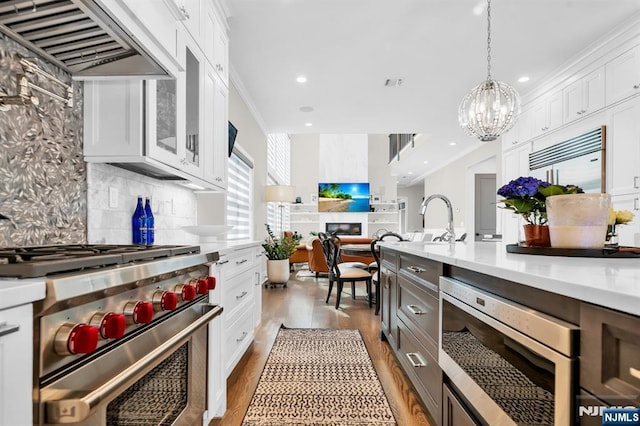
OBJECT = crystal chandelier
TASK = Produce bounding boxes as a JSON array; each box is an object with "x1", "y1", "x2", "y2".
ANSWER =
[{"x1": 458, "y1": 0, "x2": 521, "y2": 142}]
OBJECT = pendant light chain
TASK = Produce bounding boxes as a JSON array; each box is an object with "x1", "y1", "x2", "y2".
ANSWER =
[{"x1": 486, "y1": 0, "x2": 492, "y2": 80}]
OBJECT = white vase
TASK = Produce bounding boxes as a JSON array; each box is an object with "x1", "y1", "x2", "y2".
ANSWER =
[
  {"x1": 546, "y1": 193, "x2": 611, "y2": 248},
  {"x1": 267, "y1": 259, "x2": 290, "y2": 284}
]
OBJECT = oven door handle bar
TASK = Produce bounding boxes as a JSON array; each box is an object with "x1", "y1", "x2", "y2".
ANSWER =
[{"x1": 45, "y1": 304, "x2": 223, "y2": 424}]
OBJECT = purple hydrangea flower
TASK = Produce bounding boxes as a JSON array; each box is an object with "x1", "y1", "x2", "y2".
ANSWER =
[{"x1": 497, "y1": 176, "x2": 546, "y2": 198}]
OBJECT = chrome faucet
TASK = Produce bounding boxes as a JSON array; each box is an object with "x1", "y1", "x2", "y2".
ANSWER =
[{"x1": 418, "y1": 194, "x2": 456, "y2": 242}]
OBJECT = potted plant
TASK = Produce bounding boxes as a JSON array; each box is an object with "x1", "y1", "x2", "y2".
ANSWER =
[
  {"x1": 262, "y1": 224, "x2": 302, "y2": 285},
  {"x1": 497, "y1": 176, "x2": 583, "y2": 247}
]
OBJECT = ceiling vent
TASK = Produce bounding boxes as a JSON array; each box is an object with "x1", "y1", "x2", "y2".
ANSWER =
[{"x1": 385, "y1": 78, "x2": 403, "y2": 87}]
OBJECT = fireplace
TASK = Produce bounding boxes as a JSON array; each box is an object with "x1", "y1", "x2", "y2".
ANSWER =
[{"x1": 326, "y1": 222, "x2": 362, "y2": 235}]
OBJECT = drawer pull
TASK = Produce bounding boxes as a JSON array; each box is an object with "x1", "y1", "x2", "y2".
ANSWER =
[
  {"x1": 256, "y1": 253, "x2": 263, "y2": 258},
  {"x1": 236, "y1": 259, "x2": 248, "y2": 265},
  {"x1": 0, "y1": 322, "x2": 20, "y2": 338},
  {"x1": 236, "y1": 331, "x2": 248, "y2": 342},
  {"x1": 634, "y1": 176, "x2": 639, "y2": 189},
  {"x1": 236, "y1": 291, "x2": 248, "y2": 300},
  {"x1": 407, "y1": 266, "x2": 425, "y2": 273},
  {"x1": 217, "y1": 260, "x2": 229, "y2": 265},
  {"x1": 407, "y1": 304, "x2": 426, "y2": 315},
  {"x1": 630, "y1": 367, "x2": 640, "y2": 380},
  {"x1": 406, "y1": 352, "x2": 427, "y2": 368}
]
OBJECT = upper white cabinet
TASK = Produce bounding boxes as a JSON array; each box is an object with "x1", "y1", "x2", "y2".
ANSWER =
[
  {"x1": 606, "y1": 45, "x2": 640, "y2": 105},
  {"x1": 203, "y1": 64, "x2": 229, "y2": 188},
  {"x1": 563, "y1": 67, "x2": 605, "y2": 123},
  {"x1": 501, "y1": 107, "x2": 533, "y2": 151},
  {"x1": 531, "y1": 91, "x2": 563, "y2": 138},
  {"x1": 205, "y1": 2, "x2": 230, "y2": 86},
  {"x1": 606, "y1": 96, "x2": 640, "y2": 197}
]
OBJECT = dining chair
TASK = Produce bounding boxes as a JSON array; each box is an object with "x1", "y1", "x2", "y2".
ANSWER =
[
  {"x1": 371, "y1": 232, "x2": 404, "y2": 315},
  {"x1": 321, "y1": 235, "x2": 373, "y2": 309}
]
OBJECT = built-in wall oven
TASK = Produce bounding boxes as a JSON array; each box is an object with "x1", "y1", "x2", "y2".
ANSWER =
[{"x1": 439, "y1": 276, "x2": 579, "y2": 425}]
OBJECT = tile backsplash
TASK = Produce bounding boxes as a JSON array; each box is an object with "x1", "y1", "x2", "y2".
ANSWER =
[
  {"x1": 87, "y1": 163, "x2": 198, "y2": 245},
  {"x1": 0, "y1": 33, "x2": 86, "y2": 246}
]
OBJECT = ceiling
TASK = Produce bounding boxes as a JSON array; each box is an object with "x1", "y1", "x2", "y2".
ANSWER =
[{"x1": 227, "y1": 0, "x2": 640, "y2": 186}]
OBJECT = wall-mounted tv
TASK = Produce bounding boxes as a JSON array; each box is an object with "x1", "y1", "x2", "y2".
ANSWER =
[
  {"x1": 228, "y1": 121, "x2": 238, "y2": 157},
  {"x1": 318, "y1": 182, "x2": 370, "y2": 212}
]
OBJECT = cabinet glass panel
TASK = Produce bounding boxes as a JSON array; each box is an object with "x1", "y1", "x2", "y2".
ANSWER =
[
  {"x1": 185, "y1": 47, "x2": 200, "y2": 167},
  {"x1": 156, "y1": 79, "x2": 177, "y2": 155}
]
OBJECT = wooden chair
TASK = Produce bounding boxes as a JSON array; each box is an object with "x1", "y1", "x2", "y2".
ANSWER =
[
  {"x1": 321, "y1": 234, "x2": 373, "y2": 309},
  {"x1": 371, "y1": 232, "x2": 404, "y2": 315}
]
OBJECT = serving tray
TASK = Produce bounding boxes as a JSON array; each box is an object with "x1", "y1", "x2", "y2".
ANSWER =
[{"x1": 506, "y1": 244, "x2": 640, "y2": 258}]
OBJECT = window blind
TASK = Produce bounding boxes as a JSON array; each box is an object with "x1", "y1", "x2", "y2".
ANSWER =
[{"x1": 226, "y1": 151, "x2": 253, "y2": 240}]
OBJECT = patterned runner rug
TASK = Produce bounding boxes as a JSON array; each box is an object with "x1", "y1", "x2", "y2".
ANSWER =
[{"x1": 241, "y1": 327, "x2": 397, "y2": 425}]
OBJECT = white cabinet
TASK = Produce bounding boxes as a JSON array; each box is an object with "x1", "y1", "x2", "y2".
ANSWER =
[
  {"x1": 0, "y1": 304, "x2": 33, "y2": 426},
  {"x1": 606, "y1": 45, "x2": 640, "y2": 105},
  {"x1": 531, "y1": 91, "x2": 563, "y2": 138},
  {"x1": 563, "y1": 67, "x2": 605, "y2": 123},
  {"x1": 211, "y1": 244, "x2": 261, "y2": 378},
  {"x1": 84, "y1": 28, "x2": 227, "y2": 190},
  {"x1": 500, "y1": 142, "x2": 532, "y2": 244},
  {"x1": 205, "y1": 3, "x2": 229, "y2": 86},
  {"x1": 253, "y1": 247, "x2": 266, "y2": 328},
  {"x1": 203, "y1": 65, "x2": 228, "y2": 189},
  {"x1": 606, "y1": 96, "x2": 640, "y2": 196},
  {"x1": 610, "y1": 194, "x2": 640, "y2": 247},
  {"x1": 175, "y1": 0, "x2": 203, "y2": 47},
  {"x1": 501, "y1": 107, "x2": 533, "y2": 150}
]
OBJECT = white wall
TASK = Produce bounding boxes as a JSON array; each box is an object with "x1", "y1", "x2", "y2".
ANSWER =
[
  {"x1": 422, "y1": 140, "x2": 500, "y2": 231},
  {"x1": 398, "y1": 184, "x2": 425, "y2": 232}
]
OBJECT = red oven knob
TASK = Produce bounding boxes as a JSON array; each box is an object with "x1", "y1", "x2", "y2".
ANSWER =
[
  {"x1": 196, "y1": 279, "x2": 210, "y2": 295},
  {"x1": 123, "y1": 301, "x2": 154, "y2": 324},
  {"x1": 206, "y1": 276, "x2": 216, "y2": 291},
  {"x1": 54, "y1": 323, "x2": 99, "y2": 356},
  {"x1": 90, "y1": 312, "x2": 126, "y2": 339},
  {"x1": 152, "y1": 290, "x2": 179, "y2": 311},
  {"x1": 174, "y1": 284, "x2": 196, "y2": 301}
]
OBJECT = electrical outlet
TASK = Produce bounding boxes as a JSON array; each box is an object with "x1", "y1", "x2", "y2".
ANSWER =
[{"x1": 108, "y1": 187, "x2": 119, "y2": 208}]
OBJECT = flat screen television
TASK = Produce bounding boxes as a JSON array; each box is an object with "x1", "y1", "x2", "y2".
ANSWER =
[
  {"x1": 228, "y1": 121, "x2": 237, "y2": 157},
  {"x1": 318, "y1": 182, "x2": 370, "y2": 212}
]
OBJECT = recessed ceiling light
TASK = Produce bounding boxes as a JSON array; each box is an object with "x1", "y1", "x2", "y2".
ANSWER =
[
  {"x1": 449, "y1": 142, "x2": 457, "y2": 146},
  {"x1": 518, "y1": 76, "x2": 530, "y2": 83},
  {"x1": 472, "y1": 2, "x2": 485, "y2": 16},
  {"x1": 296, "y1": 76, "x2": 307, "y2": 83},
  {"x1": 423, "y1": 160, "x2": 429, "y2": 164},
  {"x1": 304, "y1": 122, "x2": 313, "y2": 127},
  {"x1": 299, "y1": 106, "x2": 314, "y2": 112},
  {"x1": 407, "y1": 171, "x2": 414, "y2": 175}
]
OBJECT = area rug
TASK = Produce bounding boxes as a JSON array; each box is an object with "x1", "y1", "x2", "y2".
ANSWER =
[{"x1": 241, "y1": 327, "x2": 397, "y2": 425}]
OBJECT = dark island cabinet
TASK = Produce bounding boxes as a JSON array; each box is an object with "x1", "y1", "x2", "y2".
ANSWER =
[
  {"x1": 380, "y1": 248, "x2": 443, "y2": 425},
  {"x1": 442, "y1": 383, "x2": 479, "y2": 426}
]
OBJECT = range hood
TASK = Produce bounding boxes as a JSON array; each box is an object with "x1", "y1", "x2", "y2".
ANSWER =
[{"x1": 0, "y1": 0, "x2": 169, "y2": 78}]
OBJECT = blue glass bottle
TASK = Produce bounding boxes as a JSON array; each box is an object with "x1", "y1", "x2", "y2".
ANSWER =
[
  {"x1": 145, "y1": 197, "x2": 155, "y2": 245},
  {"x1": 132, "y1": 196, "x2": 147, "y2": 245}
]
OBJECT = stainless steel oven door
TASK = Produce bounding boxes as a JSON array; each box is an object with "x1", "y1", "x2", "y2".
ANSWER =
[
  {"x1": 439, "y1": 277, "x2": 578, "y2": 426},
  {"x1": 39, "y1": 303, "x2": 222, "y2": 425}
]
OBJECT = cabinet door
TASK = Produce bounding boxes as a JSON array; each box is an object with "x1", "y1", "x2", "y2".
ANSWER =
[
  {"x1": 443, "y1": 383, "x2": 479, "y2": 426},
  {"x1": 121, "y1": 0, "x2": 178, "y2": 62},
  {"x1": 547, "y1": 91, "x2": 563, "y2": 131},
  {"x1": 563, "y1": 79, "x2": 583, "y2": 123},
  {"x1": 606, "y1": 97, "x2": 640, "y2": 196},
  {"x1": 203, "y1": 65, "x2": 228, "y2": 188},
  {"x1": 0, "y1": 304, "x2": 33, "y2": 426},
  {"x1": 610, "y1": 194, "x2": 640, "y2": 247},
  {"x1": 531, "y1": 100, "x2": 547, "y2": 137},
  {"x1": 583, "y1": 67, "x2": 605, "y2": 115},
  {"x1": 501, "y1": 143, "x2": 532, "y2": 244},
  {"x1": 179, "y1": 0, "x2": 202, "y2": 45},
  {"x1": 606, "y1": 45, "x2": 640, "y2": 105},
  {"x1": 517, "y1": 107, "x2": 533, "y2": 143},
  {"x1": 212, "y1": 15, "x2": 229, "y2": 85},
  {"x1": 179, "y1": 32, "x2": 206, "y2": 178},
  {"x1": 146, "y1": 78, "x2": 180, "y2": 169}
]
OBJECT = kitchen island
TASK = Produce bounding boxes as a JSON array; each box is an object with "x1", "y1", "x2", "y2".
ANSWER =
[{"x1": 377, "y1": 240, "x2": 640, "y2": 426}]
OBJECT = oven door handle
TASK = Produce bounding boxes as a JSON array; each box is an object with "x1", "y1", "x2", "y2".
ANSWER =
[{"x1": 45, "y1": 304, "x2": 223, "y2": 424}]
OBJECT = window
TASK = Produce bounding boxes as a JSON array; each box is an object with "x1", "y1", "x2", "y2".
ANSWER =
[
  {"x1": 266, "y1": 134, "x2": 291, "y2": 236},
  {"x1": 226, "y1": 149, "x2": 253, "y2": 240}
]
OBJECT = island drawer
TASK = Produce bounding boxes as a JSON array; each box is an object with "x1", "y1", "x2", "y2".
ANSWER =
[
  {"x1": 396, "y1": 319, "x2": 442, "y2": 424},
  {"x1": 398, "y1": 253, "x2": 442, "y2": 291},
  {"x1": 397, "y1": 273, "x2": 439, "y2": 357},
  {"x1": 580, "y1": 303, "x2": 640, "y2": 406}
]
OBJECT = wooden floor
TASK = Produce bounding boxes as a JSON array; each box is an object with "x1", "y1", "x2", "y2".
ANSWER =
[{"x1": 210, "y1": 270, "x2": 435, "y2": 426}]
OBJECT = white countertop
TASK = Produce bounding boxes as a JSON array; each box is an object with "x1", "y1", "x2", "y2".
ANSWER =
[
  {"x1": 198, "y1": 239, "x2": 261, "y2": 255},
  {"x1": 0, "y1": 277, "x2": 46, "y2": 311},
  {"x1": 378, "y1": 240, "x2": 640, "y2": 317}
]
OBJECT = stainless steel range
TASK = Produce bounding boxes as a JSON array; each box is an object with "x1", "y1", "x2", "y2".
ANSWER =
[{"x1": 0, "y1": 244, "x2": 222, "y2": 425}]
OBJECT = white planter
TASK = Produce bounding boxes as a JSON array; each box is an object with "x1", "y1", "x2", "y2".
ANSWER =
[
  {"x1": 547, "y1": 193, "x2": 611, "y2": 248},
  {"x1": 267, "y1": 259, "x2": 290, "y2": 284}
]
